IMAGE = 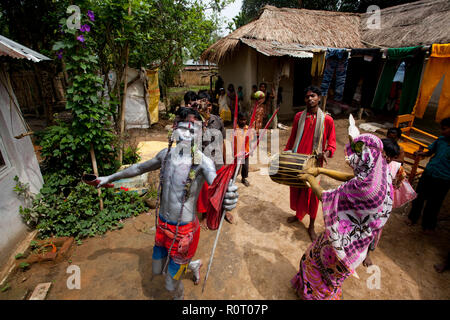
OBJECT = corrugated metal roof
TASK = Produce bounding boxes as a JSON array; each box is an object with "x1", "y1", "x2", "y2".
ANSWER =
[
  {"x1": 185, "y1": 59, "x2": 216, "y2": 66},
  {"x1": 0, "y1": 35, "x2": 51, "y2": 62},
  {"x1": 240, "y1": 39, "x2": 317, "y2": 58}
]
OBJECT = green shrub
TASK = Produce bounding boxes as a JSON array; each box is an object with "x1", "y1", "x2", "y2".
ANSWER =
[
  {"x1": 123, "y1": 145, "x2": 141, "y2": 165},
  {"x1": 169, "y1": 95, "x2": 183, "y2": 111},
  {"x1": 15, "y1": 175, "x2": 148, "y2": 240}
]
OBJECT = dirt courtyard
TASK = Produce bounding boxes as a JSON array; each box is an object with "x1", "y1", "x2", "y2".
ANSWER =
[{"x1": 1, "y1": 116, "x2": 450, "y2": 300}]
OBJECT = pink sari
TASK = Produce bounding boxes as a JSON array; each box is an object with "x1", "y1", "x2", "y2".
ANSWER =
[{"x1": 292, "y1": 134, "x2": 393, "y2": 299}]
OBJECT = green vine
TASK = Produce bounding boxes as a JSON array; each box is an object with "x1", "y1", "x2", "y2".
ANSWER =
[
  {"x1": 38, "y1": 8, "x2": 119, "y2": 177},
  {"x1": 14, "y1": 9, "x2": 149, "y2": 240}
]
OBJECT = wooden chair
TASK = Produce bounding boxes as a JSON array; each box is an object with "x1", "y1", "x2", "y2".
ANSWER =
[{"x1": 394, "y1": 114, "x2": 438, "y2": 184}]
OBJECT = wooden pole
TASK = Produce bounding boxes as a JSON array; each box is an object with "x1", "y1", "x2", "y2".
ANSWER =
[
  {"x1": 272, "y1": 61, "x2": 282, "y2": 129},
  {"x1": 90, "y1": 144, "x2": 104, "y2": 211},
  {"x1": 118, "y1": 3, "x2": 132, "y2": 164},
  {"x1": 142, "y1": 70, "x2": 152, "y2": 126}
]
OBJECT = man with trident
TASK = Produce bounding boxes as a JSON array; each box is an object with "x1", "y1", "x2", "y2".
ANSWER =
[{"x1": 94, "y1": 107, "x2": 239, "y2": 300}]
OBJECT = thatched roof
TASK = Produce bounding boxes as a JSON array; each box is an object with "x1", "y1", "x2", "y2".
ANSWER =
[
  {"x1": 202, "y1": 5, "x2": 363, "y2": 63},
  {"x1": 202, "y1": 1, "x2": 450, "y2": 63},
  {"x1": 361, "y1": 0, "x2": 450, "y2": 48}
]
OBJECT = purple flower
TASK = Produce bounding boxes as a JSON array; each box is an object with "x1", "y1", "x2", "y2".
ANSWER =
[
  {"x1": 56, "y1": 49, "x2": 63, "y2": 59},
  {"x1": 338, "y1": 219, "x2": 353, "y2": 234},
  {"x1": 76, "y1": 35, "x2": 85, "y2": 43},
  {"x1": 80, "y1": 24, "x2": 91, "y2": 33},
  {"x1": 87, "y1": 10, "x2": 95, "y2": 21}
]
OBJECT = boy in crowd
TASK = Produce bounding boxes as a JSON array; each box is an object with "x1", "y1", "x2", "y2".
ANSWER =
[
  {"x1": 386, "y1": 127, "x2": 405, "y2": 163},
  {"x1": 235, "y1": 112, "x2": 253, "y2": 187},
  {"x1": 407, "y1": 117, "x2": 450, "y2": 234}
]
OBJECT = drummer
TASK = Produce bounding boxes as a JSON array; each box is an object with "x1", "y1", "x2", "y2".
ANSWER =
[{"x1": 284, "y1": 85, "x2": 336, "y2": 242}]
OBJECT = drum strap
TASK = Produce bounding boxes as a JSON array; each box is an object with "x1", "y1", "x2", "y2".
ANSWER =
[{"x1": 293, "y1": 108, "x2": 325, "y2": 155}]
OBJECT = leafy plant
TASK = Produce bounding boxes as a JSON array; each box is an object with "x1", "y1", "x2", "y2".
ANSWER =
[
  {"x1": 13, "y1": 176, "x2": 34, "y2": 208},
  {"x1": 169, "y1": 95, "x2": 183, "y2": 112},
  {"x1": 19, "y1": 262, "x2": 30, "y2": 270},
  {"x1": 123, "y1": 145, "x2": 141, "y2": 165},
  {"x1": 15, "y1": 176, "x2": 148, "y2": 240},
  {"x1": 46, "y1": 9, "x2": 119, "y2": 178},
  {"x1": 29, "y1": 241, "x2": 39, "y2": 249},
  {"x1": 1, "y1": 283, "x2": 10, "y2": 292},
  {"x1": 15, "y1": 253, "x2": 25, "y2": 260}
]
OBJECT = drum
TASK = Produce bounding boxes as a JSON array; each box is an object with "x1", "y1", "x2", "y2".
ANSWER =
[{"x1": 268, "y1": 152, "x2": 318, "y2": 187}]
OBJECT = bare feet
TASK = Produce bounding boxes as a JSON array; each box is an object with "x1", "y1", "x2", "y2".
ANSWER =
[
  {"x1": 363, "y1": 256, "x2": 373, "y2": 267},
  {"x1": 287, "y1": 216, "x2": 298, "y2": 223},
  {"x1": 225, "y1": 211, "x2": 234, "y2": 224},
  {"x1": 200, "y1": 218, "x2": 209, "y2": 230},
  {"x1": 308, "y1": 227, "x2": 318, "y2": 242},
  {"x1": 189, "y1": 260, "x2": 203, "y2": 285},
  {"x1": 434, "y1": 263, "x2": 448, "y2": 273}
]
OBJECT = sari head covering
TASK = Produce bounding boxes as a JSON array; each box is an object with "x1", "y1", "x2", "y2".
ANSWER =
[{"x1": 322, "y1": 133, "x2": 393, "y2": 271}]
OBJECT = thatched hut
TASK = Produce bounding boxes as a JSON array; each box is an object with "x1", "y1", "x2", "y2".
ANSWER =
[
  {"x1": 202, "y1": 5, "x2": 363, "y2": 120},
  {"x1": 361, "y1": 0, "x2": 450, "y2": 48},
  {"x1": 202, "y1": 1, "x2": 450, "y2": 120}
]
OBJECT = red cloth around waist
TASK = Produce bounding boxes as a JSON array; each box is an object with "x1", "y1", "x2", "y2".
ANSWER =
[{"x1": 155, "y1": 216, "x2": 200, "y2": 264}]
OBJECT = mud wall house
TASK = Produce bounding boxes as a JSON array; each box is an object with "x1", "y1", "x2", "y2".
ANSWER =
[
  {"x1": 360, "y1": 0, "x2": 450, "y2": 119},
  {"x1": 177, "y1": 60, "x2": 217, "y2": 87},
  {"x1": 202, "y1": 1, "x2": 450, "y2": 121},
  {"x1": 0, "y1": 35, "x2": 49, "y2": 268},
  {"x1": 201, "y1": 5, "x2": 363, "y2": 121}
]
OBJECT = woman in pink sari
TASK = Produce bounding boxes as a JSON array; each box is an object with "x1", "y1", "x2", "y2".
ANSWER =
[{"x1": 292, "y1": 133, "x2": 394, "y2": 300}]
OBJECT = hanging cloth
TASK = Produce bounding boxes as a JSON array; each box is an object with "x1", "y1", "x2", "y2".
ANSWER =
[
  {"x1": 344, "y1": 48, "x2": 382, "y2": 107},
  {"x1": 413, "y1": 43, "x2": 450, "y2": 122},
  {"x1": 320, "y1": 49, "x2": 349, "y2": 102},
  {"x1": 311, "y1": 49, "x2": 326, "y2": 77},
  {"x1": 393, "y1": 61, "x2": 406, "y2": 83},
  {"x1": 371, "y1": 46, "x2": 424, "y2": 114}
]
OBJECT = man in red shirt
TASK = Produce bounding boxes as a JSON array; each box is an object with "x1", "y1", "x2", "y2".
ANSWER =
[{"x1": 284, "y1": 86, "x2": 336, "y2": 241}]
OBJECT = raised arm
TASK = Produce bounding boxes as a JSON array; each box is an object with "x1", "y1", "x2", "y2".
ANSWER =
[
  {"x1": 304, "y1": 167, "x2": 354, "y2": 182},
  {"x1": 97, "y1": 148, "x2": 167, "y2": 187},
  {"x1": 319, "y1": 168, "x2": 354, "y2": 182},
  {"x1": 298, "y1": 173, "x2": 323, "y2": 201}
]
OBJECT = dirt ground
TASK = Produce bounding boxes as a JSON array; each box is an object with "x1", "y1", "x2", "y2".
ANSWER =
[{"x1": 1, "y1": 115, "x2": 450, "y2": 300}]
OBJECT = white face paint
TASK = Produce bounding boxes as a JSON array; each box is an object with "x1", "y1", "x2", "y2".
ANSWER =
[{"x1": 173, "y1": 120, "x2": 202, "y2": 143}]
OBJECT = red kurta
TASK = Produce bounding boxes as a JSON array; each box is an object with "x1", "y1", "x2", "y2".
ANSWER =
[{"x1": 284, "y1": 111, "x2": 336, "y2": 220}]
